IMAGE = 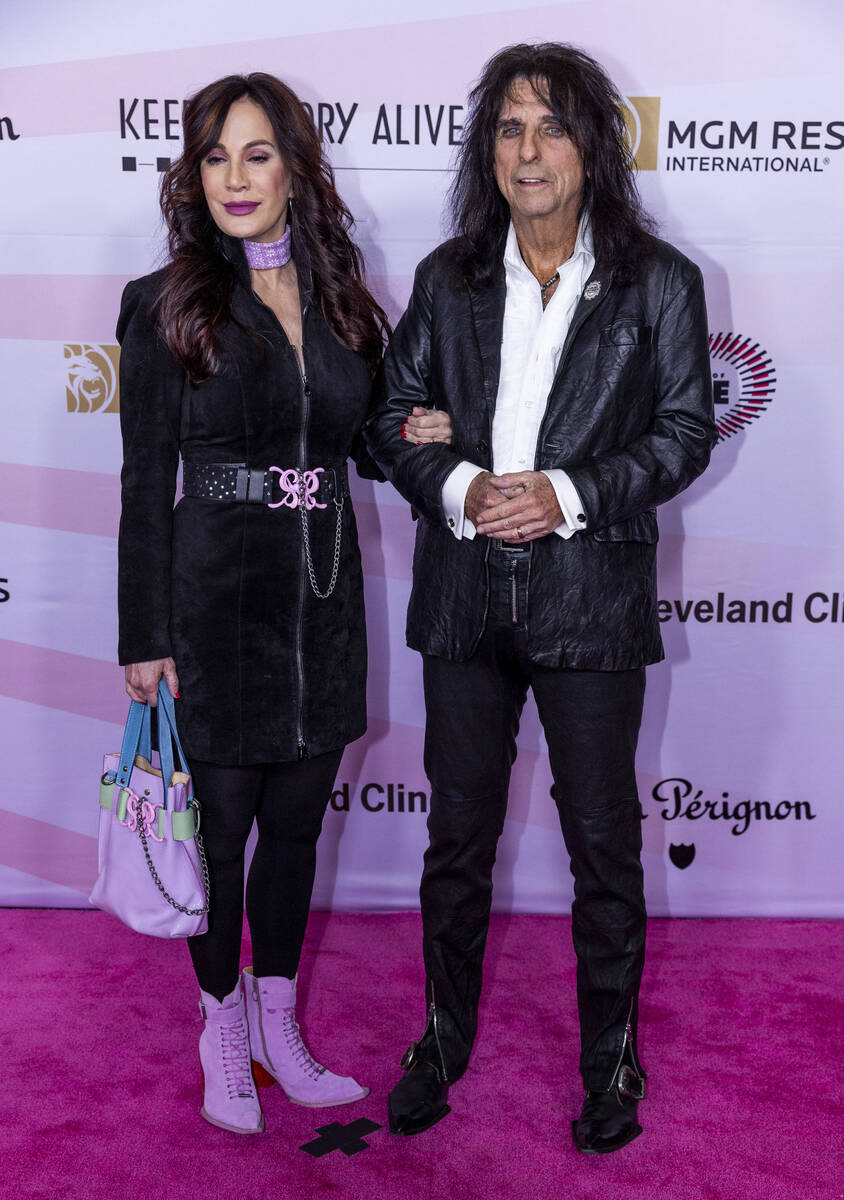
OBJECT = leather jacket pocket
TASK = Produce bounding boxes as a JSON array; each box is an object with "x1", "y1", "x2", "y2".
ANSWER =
[
  {"x1": 592, "y1": 510, "x2": 658, "y2": 543},
  {"x1": 599, "y1": 323, "x2": 653, "y2": 346}
]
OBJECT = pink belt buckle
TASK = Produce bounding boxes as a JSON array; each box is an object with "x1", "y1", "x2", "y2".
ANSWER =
[{"x1": 268, "y1": 467, "x2": 327, "y2": 510}]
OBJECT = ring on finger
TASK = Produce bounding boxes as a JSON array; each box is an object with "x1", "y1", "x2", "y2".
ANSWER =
[{"x1": 516, "y1": 526, "x2": 524, "y2": 540}]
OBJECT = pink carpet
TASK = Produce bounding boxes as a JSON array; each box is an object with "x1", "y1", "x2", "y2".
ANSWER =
[{"x1": 1, "y1": 911, "x2": 840, "y2": 1200}]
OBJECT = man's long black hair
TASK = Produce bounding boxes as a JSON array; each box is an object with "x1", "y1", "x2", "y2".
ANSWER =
[{"x1": 449, "y1": 43, "x2": 656, "y2": 285}]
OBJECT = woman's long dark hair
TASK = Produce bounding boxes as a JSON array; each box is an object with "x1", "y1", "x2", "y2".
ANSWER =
[
  {"x1": 449, "y1": 43, "x2": 656, "y2": 285},
  {"x1": 154, "y1": 73, "x2": 388, "y2": 382}
]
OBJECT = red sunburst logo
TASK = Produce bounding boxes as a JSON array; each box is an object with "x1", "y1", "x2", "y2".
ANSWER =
[{"x1": 709, "y1": 333, "x2": 776, "y2": 442}]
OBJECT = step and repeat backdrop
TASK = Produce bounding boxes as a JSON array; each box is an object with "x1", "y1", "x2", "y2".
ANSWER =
[{"x1": 1, "y1": 0, "x2": 841, "y2": 916}]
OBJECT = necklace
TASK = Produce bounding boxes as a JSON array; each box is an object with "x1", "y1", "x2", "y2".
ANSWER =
[
  {"x1": 243, "y1": 226, "x2": 292, "y2": 270},
  {"x1": 539, "y1": 271, "x2": 560, "y2": 308}
]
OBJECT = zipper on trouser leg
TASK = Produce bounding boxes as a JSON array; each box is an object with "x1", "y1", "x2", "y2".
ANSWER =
[
  {"x1": 428, "y1": 981, "x2": 448, "y2": 1082},
  {"x1": 606, "y1": 997, "x2": 645, "y2": 1096},
  {"x1": 609, "y1": 997, "x2": 635, "y2": 1084}
]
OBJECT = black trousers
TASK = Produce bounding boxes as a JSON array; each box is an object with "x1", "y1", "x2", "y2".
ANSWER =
[
  {"x1": 420, "y1": 543, "x2": 647, "y2": 1090},
  {"x1": 186, "y1": 750, "x2": 343, "y2": 1002}
]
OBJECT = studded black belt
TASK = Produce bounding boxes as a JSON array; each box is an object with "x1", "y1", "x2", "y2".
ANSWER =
[{"x1": 182, "y1": 462, "x2": 349, "y2": 508}]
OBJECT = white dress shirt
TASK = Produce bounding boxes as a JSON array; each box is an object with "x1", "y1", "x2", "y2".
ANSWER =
[{"x1": 442, "y1": 219, "x2": 595, "y2": 539}]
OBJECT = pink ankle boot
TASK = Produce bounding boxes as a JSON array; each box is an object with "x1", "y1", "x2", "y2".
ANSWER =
[
  {"x1": 198, "y1": 983, "x2": 264, "y2": 1133},
  {"x1": 243, "y1": 967, "x2": 368, "y2": 1107}
]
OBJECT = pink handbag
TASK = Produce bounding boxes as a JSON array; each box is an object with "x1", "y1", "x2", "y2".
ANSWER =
[{"x1": 89, "y1": 682, "x2": 209, "y2": 937}]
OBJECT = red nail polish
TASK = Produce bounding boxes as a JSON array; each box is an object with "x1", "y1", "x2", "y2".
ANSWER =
[
  {"x1": 401, "y1": 431, "x2": 407, "y2": 439},
  {"x1": 175, "y1": 690, "x2": 181, "y2": 698}
]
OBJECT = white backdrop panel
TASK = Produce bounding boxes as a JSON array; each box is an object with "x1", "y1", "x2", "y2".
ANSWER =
[{"x1": 1, "y1": 0, "x2": 841, "y2": 915}]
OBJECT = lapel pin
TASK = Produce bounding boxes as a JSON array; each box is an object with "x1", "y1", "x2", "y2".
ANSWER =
[{"x1": 584, "y1": 281, "x2": 601, "y2": 300}]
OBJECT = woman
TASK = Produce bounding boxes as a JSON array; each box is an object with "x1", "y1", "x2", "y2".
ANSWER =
[{"x1": 117, "y1": 72, "x2": 450, "y2": 1135}]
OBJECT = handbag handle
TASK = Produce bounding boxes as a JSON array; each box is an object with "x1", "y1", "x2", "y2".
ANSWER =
[
  {"x1": 115, "y1": 700, "x2": 147, "y2": 793},
  {"x1": 114, "y1": 682, "x2": 189, "y2": 806},
  {"x1": 138, "y1": 706, "x2": 152, "y2": 763},
  {"x1": 155, "y1": 681, "x2": 190, "y2": 793}
]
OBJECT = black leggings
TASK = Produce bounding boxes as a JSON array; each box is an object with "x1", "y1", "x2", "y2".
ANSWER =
[{"x1": 186, "y1": 750, "x2": 343, "y2": 1002}]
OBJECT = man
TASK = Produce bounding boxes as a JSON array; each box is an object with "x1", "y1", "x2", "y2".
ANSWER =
[{"x1": 365, "y1": 42, "x2": 716, "y2": 1154}]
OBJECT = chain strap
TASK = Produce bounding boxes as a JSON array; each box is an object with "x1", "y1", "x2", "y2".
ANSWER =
[
  {"x1": 137, "y1": 798, "x2": 210, "y2": 917},
  {"x1": 299, "y1": 480, "x2": 344, "y2": 599}
]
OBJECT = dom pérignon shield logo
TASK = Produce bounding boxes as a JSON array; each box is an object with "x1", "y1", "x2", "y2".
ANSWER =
[{"x1": 669, "y1": 843, "x2": 696, "y2": 870}]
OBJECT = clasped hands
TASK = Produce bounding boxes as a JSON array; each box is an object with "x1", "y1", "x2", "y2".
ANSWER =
[{"x1": 465, "y1": 471, "x2": 564, "y2": 542}]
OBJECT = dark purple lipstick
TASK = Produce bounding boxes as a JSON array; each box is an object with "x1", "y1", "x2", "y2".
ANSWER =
[{"x1": 224, "y1": 201, "x2": 260, "y2": 215}]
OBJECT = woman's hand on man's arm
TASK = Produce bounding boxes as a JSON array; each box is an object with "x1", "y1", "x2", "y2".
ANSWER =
[{"x1": 404, "y1": 406, "x2": 453, "y2": 445}]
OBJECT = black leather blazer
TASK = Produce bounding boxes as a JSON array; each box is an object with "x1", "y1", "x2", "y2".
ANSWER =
[{"x1": 365, "y1": 234, "x2": 717, "y2": 669}]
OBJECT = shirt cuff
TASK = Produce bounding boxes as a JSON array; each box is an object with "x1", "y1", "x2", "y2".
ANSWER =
[
  {"x1": 442, "y1": 462, "x2": 485, "y2": 540},
  {"x1": 542, "y1": 469, "x2": 588, "y2": 539}
]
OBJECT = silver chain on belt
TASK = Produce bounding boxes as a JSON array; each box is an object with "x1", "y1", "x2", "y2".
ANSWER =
[{"x1": 299, "y1": 475, "x2": 344, "y2": 599}]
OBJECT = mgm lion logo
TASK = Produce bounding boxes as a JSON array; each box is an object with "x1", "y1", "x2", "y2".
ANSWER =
[
  {"x1": 64, "y1": 343, "x2": 121, "y2": 413},
  {"x1": 620, "y1": 97, "x2": 660, "y2": 171}
]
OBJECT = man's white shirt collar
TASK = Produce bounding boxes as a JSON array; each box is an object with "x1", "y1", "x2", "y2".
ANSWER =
[{"x1": 503, "y1": 215, "x2": 595, "y2": 283}]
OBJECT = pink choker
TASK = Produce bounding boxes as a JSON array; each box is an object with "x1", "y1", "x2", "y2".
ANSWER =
[{"x1": 243, "y1": 227, "x2": 292, "y2": 269}]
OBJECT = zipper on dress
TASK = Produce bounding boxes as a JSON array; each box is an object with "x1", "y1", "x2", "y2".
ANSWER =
[
  {"x1": 294, "y1": 340, "x2": 311, "y2": 760},
  {"x1": 251, "y1": 286, "x2": 311, "y2": 759}
]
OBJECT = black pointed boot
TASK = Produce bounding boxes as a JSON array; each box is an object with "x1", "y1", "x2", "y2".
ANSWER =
[
  {"x1": 388, "y1": 998, "x2": 463, "y2": 1136},
  {"x1": 573, "y1": 1026, "x2": 646, "y2": 1155}
]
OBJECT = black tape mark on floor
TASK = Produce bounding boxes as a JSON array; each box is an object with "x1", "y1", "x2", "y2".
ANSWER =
[{"x1": 299, "y1": 1118, "x2": 382, "y2": 1158}]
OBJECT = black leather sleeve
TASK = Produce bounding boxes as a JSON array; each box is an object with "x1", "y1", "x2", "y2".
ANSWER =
[
  {"x1": 116, "y1": 277, "x2": 183, "y2": 666},
  {"x1": 364, "y1": 253, "x2": 467, "y2": 525},
  {"x1": 566, "y1": 258, "x2": 717, "y2": 529}
]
